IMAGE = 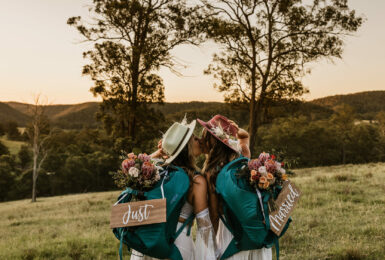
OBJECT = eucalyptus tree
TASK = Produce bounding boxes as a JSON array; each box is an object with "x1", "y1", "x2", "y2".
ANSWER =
[
  {"x1": 27, "y1": 95, "x2": 51, "y2": 202},
  {"x1": 68, "y1": 0, "x2": 202, "y2": 148},
  {"x1": 202, "y1": 0, "x2": 363, "y2": 154}
]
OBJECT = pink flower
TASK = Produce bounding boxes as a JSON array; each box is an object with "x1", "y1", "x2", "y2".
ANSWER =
[
  {"x1": 142, "y1": 161, "x2": 155, "y2": 180},
  {"x1": 258, "y1": 152, "x2": 270, "y2": 163},
  {"x1": 248, "y1": 159, "x2": 262, "y2": 170},
  {"x1": 122, "y1": 159, "x2": 135, "y2": 173},
  {"x1": 138, "y1": 153, "x2": 151, "y2": 162},
  {"x1": 265, "y1": 159, "x2": 277, "y2": 173}
]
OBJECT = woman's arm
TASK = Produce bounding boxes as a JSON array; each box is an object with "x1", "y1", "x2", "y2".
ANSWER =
[
  {"x1": 192, "y1": 175, "x2": 218, "y2": 259},
  {"x1": 229, "y1": 120, "x2": 251, "y2": 158},
  {"x1": 203, "y1": 174, "x2": 219, "y2": 234}
]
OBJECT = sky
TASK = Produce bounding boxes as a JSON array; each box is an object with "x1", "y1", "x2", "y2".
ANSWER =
[{"x1": 0, "y1": 0, "x2": 384, "y2": 104}]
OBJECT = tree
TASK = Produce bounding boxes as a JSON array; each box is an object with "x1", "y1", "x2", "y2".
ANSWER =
[
  {"x1": 0, "y1": 155, "x2": 16, "y2": 201},
  {"x1": 330, "y1": 104, "x2": 355, "y2": 164},
  {"x1": 18, "y1": 145, "x2": 32, "y2": 170},
  {"x1": 376, "y1": 111, "x2": 385, "y2": 137},
  {"x1": 0, "y1": 141, "x2": 9, "y2": 156},
  {"x1": 202, "y1": 0, "x2": 363, "y2": 155},
  {"x1": 0, "y1": 123, "x2": 4, "y2": 136},
  {"x1": 27, "y1": 95, "x2": 51, "y2": 202},
  {"x1": 5, "y1": 121, "x2": 21, "y2": 140},
  {"x1": 68, "y1": 0, "x2": 202, "y2": 149}
]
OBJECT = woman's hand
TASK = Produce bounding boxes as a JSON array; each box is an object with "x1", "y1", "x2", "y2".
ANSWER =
[
  {"x1": 228, "y1": 120, "x2": 251, "y2": 158},
  {"x1": 229, "y1": 120, "x2": 249, "y2": 140},
  {"x1": 150, "y1": 139, "x2": 169, "y2": 159}
]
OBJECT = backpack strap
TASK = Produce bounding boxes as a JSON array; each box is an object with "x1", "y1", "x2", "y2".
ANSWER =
[
  {"x1": 119, "y1": 229, "x2": 128, "y2": 260},
  {"x1": 218, "y1": 206, "x2": 241, "y2": 260},
  {"x1": 274, "y1": 237, "x2": 280, "y2": 260},
  {"x1": 172, "y1": 214, "x2": 195, "y2": 241},
  {"x1": 220, "y1": 239, "x2": 240, "y2": 260}
]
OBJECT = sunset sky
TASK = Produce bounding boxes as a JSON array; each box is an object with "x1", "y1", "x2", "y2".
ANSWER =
[{"x1": 0, "y1": 0, "x2": 384, "y2": 104}]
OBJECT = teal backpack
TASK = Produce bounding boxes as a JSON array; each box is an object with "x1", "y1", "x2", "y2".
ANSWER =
[
  {"x1": 112, "y1": 166, "x2": 194, "y2": 260},
  {"x1": 216, "y1": 157, "x2": 291, "y2": 260}
]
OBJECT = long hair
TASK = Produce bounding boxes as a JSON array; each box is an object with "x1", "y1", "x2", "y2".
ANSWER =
[
  {"x1": 201, "y1": 130, "x2": 238, "y2": 187},
  {"x1": 170, "y1": 137, "x2": 199, "y2": 184}
]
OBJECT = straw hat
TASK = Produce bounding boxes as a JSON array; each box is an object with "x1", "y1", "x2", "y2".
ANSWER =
[{"x1": 162, "y1": 118, "x2": 196, "y2": 165}]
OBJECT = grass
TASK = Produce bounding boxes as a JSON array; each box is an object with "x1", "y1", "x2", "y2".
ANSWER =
[
  {"x1": 0, "y1": 136, "x2": 26, "y2": 155},
  {"x1": 277, "y1": 162, "x2": 385, "y2": 260},
  {"x1": 1, "y1": 163, "x2": 385, "y2": 259}
]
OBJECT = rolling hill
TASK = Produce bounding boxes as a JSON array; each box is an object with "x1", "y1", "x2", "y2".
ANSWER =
[
  {"x1": 311, "y1": 90, "x2": 385, "y2": 118},
  {"x1": 1, "y1": 90, "x2": 384, "y2": 128},
  {"x1": 0, "y1": 102, "x2": 30, "y2": 126}
]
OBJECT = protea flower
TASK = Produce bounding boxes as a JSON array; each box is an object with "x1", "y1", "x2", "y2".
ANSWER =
[
  {"x1": 265, "y1": 159, "x2": 277, "y2": 173},
  {"x1": 122, "y1": 159, "x2": 135, "y2": 173},
  {"x1": 142, "y1": 161, "x2": 155, "y2": 180}
]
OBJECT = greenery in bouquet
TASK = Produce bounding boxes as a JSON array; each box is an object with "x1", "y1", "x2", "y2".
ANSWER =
[{"x1": 112, "y1": 152, "x2": 161, "y2": 193}]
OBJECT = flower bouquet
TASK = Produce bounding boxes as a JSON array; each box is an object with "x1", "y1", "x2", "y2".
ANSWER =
[
  {"x1": 243, "y1": 152, "x2": 290, "y2": 211},
  {"x1": 112, "y1": 152, "x2": 161, "y2": 200}
]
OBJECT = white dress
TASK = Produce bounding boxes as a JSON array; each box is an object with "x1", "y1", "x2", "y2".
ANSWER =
[
  {"x1": 216, "y1": 218, "x2": 272, "y2": 260},
  {"x1": 130, "y1": 202, "x2": 217, "y2": 260}
]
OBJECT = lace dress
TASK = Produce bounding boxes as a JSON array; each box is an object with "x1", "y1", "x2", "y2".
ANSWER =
[
  {"x1": 216, "y1": 218, "x2": 272, "y2": 260},
  {"x1": 131, "y1": 201, "x2": 217, "y2": 260}
]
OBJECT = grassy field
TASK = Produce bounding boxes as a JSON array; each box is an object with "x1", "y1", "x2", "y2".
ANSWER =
[
  {"x1": 0, "y1": 136, "x2": 25, "y2": 155},
  {"x1": 0, "y1": 163, "x2": 385, "y2": 259}
]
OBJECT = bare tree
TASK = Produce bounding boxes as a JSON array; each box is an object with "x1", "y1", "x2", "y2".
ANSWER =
[{"x1": 28, "y1": 95, "x2": 51, "y2": 202}]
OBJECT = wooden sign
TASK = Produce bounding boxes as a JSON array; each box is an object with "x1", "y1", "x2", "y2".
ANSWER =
[
  {"x1": 269, "y1": 181, "x2": 301, "y2": 236},
  {"x1": 110, "y1": 199, "x2": 166, "y2": 228}
]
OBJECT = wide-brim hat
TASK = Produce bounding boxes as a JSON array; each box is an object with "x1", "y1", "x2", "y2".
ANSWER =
[
  {"x1": 197, "y1": 114, "x2": 240, "y2": 153},
  {"x1": 162, "y1": 119, "x2": 196, "y2": 165}
]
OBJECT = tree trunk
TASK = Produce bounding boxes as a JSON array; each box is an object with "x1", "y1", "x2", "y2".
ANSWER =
[
  {"x1": 249, "y1": 54, "x2": 257, "y2": 156},
  {"x1": 249, "y1": 98, "x2": 257, "y2": 156},
  {"x1": 32, "y1": 154, "x2": 37, "y2": 202},
  {"x1": 31, "y1": 123, "x2": 39, "y2": 203}
]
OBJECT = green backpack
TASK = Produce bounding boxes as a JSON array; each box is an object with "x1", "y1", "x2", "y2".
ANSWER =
[
  {"x1": 216, "y1": 157, "x2": 291, "y2": 260},
  {"x1": 112, "y1": 166, "x2": 194, "y2": 260}
]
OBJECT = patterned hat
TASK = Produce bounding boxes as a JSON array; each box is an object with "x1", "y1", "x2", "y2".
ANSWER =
[{"x1": 197, "y1": 115, "x2": 240, "y2": 153}]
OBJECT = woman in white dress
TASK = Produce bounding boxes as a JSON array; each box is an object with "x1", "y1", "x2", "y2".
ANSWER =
[
  {"x1": 131, "y1": 119, "x2": 217, "y2": 260},
  {"x1": 198, "y1": 115, "x2": 272, "y2": 260}
]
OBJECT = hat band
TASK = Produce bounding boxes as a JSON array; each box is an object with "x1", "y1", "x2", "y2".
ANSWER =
[{"x1": 166, "y1": 127, "x2": 190, "y2": 157}]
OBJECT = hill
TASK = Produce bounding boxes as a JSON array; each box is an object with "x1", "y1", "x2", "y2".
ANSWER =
[
  {"x1": 311, "y1": 90, "x2": 385, "y2": 119},
  {"x1": 5, "y1": 102, "x2": 100, "y2": 128},
  {"x1": 0, "y1": 102, "x2": 30, "y2": 126},
  {"x1": 0, "y1": 162, "x2": 384, "y2": 259},
  {"x1": 2, "y1": 90, "x2": 384, "y2": 128}
]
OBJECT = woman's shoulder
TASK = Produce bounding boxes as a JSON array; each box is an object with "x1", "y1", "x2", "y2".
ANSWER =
[{"x1": 192, "y1": 174, "x2": 207, "y2": 187}]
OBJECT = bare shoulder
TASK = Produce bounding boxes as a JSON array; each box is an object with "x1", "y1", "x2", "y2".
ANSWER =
[{"x1": 193, "y1": 175, "x2": 207, "y2": 188}]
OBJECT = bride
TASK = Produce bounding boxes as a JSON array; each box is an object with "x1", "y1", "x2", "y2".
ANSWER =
[
  {"x1": 198, "y1": 115, "x2": 272, "y2": 260},
  {"x1": 131, "y1": 118, "x2": 217, "y2": 260}
]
